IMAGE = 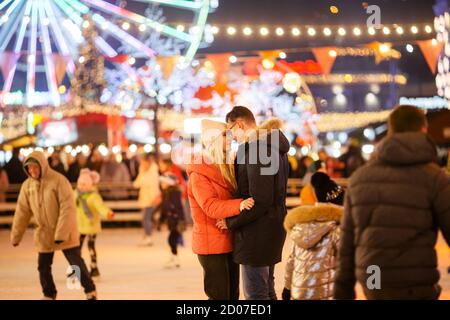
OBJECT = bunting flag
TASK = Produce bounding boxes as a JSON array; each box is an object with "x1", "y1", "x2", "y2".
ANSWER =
[
  {"x1": 417, "y1": 40, "x2": 444, "y2": 74},
  {"x1": 206, "y1": 53, "x2": 232, "y2": 83},
  {"x1": 243, "y1": 57, "x2": 261, "y2": 76},
  {"x1": 311, "y1": 47, "x2": 338, "y2": 75},
  {"x1": 259, "y1": 50, "x2": 281, "y2": 61},
  {"x1": 156, "y1": 56, "x2": 179, "y2": 80},
  {"x1": 0, "y1": 52, "x2": 20, "y2": 80},
  {"x1": 52, "y1": 54, "x2": 71, "y2": 84}
]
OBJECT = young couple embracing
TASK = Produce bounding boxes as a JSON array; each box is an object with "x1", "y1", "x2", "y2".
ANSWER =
[{"x1": 187, "y1": 106, "x2": 290, "y2": 300}]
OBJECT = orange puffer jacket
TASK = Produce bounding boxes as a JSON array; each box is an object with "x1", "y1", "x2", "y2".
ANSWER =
[{"x1": 187, "y1": 157, "x2": 242, "y2": 255}]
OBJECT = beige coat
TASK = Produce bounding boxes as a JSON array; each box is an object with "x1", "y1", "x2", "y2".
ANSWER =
[
  {"x1": 11, "y1": 151, "x2": 79, "y2": 253},
  {"x1": 133, "y1": 162, "x2": 161, "y2": 208},
  {"x1": 284, "y1": 203, "x2": 342, "y2": 300}
]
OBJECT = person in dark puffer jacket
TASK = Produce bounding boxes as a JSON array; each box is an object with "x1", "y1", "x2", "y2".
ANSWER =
[{"x1": 334, "y1": 105, "x2": 450, "y2": 300}]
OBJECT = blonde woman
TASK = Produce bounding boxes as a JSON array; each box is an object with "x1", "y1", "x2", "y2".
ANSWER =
[{"x1": 187, "y1": 120, "x2": 254, "y2": 300}]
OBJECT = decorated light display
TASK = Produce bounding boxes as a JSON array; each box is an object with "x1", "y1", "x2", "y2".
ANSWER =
[{"x1": 0, "y1": 0, "x2": 217, "y2": 106}]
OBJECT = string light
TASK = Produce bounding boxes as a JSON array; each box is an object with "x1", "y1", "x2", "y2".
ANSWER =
[
  {"x1": 176, "y1": 24, "x2": 184, "y2": 32},
  {"x1": 425, "y1": 25, "x2": 433, "y2": 33},
  {"x1": 291, "y1": 27, "x2": 301, "y2": 36},
  {"x1": 260, "y1": 27, "x2": 269, "y2": 36},
  {"x1": 279, "y1": 51, "x2": 287, "y2": 59},
  {"x1": 323, "y1": 27, "x2": 332, "y2": 36},
  {"x1": 338, "y1": 27, "x2": 346, "y2": 36},
  {"x1": 383, "y1": 26, "x2": 391, "y2": 35},
  {"x1": 227, "y1": 26, "x2": 236, "y2": 35},
  {"x1": 211, "y1": 25, "x2": 219, "y2": 34},
  {"x1": 243, "y1": 26, "x2": 252, "y2": 36},
  {"x1": 307, "y1": 27, "x2": 316, "y2": 36},
  {"x1": 411, "y1": 25, "x2": 419, "y2": 34},
  {"x1": 353, "y1": 27, "x2": 362, "y2": 36},
  {"x1": 122, "y1": 22, "x2": 130, "y2": 30},
  {"x1": 229, "y1": 55, "x2": 237, "y2": 63},
  {"x1": 276, "y1": 27, "x2": 285, "y2": 36},
  {"x1": 140, "y1": 24, "x2": 147, "y2": 32},
  {"x1": 329, "y1": 49, "x2": 337, "y2": 57},
  {"x1": 396, "y1": 26, "x2": 404, "y2": 35},
  {"x1": 406, "y1": 44, "x2": 414, "y2": 53},
  {"x1": 368, "y1": 27, "x2": 376, "y2": 35}
]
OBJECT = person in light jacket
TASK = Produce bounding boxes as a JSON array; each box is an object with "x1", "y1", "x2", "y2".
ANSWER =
[
  {"x1": 283, "y1": 172, "x2": 344, "y2": 300},
  {"x1": 10, "y1": 151, "x2": 96, "y2": 300},
  {"x1": 75, "y1": 168, "x2": 114, "y2": 278},
  {"x1": 134, "y1": 153, "x2": 161, "y2": 246}
]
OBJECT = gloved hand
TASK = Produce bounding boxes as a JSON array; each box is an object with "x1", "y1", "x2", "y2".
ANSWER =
[{"x1": 282, "y1": 288, "x2": 291, "y2": 301}]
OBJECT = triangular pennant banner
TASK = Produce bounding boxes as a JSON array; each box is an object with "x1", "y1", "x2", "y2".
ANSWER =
[
  {"x1": 417, "y1": 40, "x2": 444, "y2": 74},
  {"x1": 156, "y1": 56, "x2": 179, "y2": 80},
  {"x1": 206, "y1": 53, "x2": 231, "y2": 83},
  {"x1": 0, "y1": 52, "x2": 20, "y2": 80},
  {"x1": 311, "y1": 47, "x2": 338, "y2": 75},
  {"x1": 52, "y1": 54, "x2": 71, "y2": 84}
]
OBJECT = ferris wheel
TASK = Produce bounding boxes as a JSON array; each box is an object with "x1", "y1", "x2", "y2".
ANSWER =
[{"x1": 0, "y1": 0, "x2": 217, "y2": 106}]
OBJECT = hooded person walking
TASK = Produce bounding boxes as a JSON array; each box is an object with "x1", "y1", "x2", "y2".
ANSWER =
[
  {"x1": 10, "y1": 151, "x2": 97, "y2": 300},
  {"x1": 282, "y1": 172, "x2": 344, "y2": 300}
]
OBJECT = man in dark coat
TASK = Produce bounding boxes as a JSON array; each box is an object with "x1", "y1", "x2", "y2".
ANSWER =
[
  {"x1": 4, "y1": 148, "x2": 27, "y2": 184},
  {"x1": 334, "y1": 105, "x2": 450, "y2": 300},
  {"x1": 219, "y1": 106, "x2": 290, "y2": 300}
]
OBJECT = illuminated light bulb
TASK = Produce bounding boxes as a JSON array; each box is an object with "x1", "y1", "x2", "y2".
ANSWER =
[
  {"x1": 406, "y1": 44, "x2": 414, "y2": 53},
  {"x1": 323, "y1": 27, "x2": 332, "y2": 36},
  {"x1": 425, "y1": 25, "x2": 433, "y2": 33},
  {"x1": 211, "y1": 25, "x2": 219, "y2": 34},
  {"x1": 279, "y1": 52, "x2": 287, "y2": 59},
  {"x1": 307, "y1": 27, "x2": 316, "y2": 36},
  {"x1": 227, "y1": 26, "x2": 236, "y2": 35},
  {"x1": 260, "y1": 27, "x2": 269, "y2": 36},
  {"x1": 243, "y1": 27, "x2": 252, "y2": 36},
  {"x1": 82, "y1": 20, "x2": 90, "y2": 29},
  {"x1": 329, "y1": 49, "x2": 337, "y2": 57},
  {"x1": 411, "y1": 25, "x2": 418, "y2": 34},
  {"x1": 176, "y1": 24, "x2": 184, "y2": 32},
  {"x1": 291, "y1": 27, "x2": 301, "y2": 36},
  {"x1": 382, "y1": 26, "x2": 391, "y2": 35},
  {"x1": 78, "y1": 56, "x2": 85, "y2": 64},
  {"x1": 262, "y1": 59, "x2": 275, "y2": 69},
  {"x1": 338, "y1": 27, "x2": 346, "y2": 36},
  {"x1": 353, "y1": 27, "x2": 361, "y2": 36},
  {"x1": 368, "y1": 27, "x2": 376, "y2": 35},
  {"x1": 229, "y1": 55, "x2": 237, "y2": 63},
  {"x1": 276, "y1": 27, "x2": 284, "y2": 36},
  {"x1": 128, "y1": 57, "x2": 136, "y2": 65},
  {"x1": 330, "y1": 6, "x2": 339, "y2": 14},
  {"x1": 122, "y1": 22, "x2": 130, "y2": 30},
  {"x1": 379, "y1": 43, "x2": 390, "y2": 53},
  {"x1": 139, "y1": 24, "x2": 147, "y2": 32},
  {"x1": 396, "y1": 26, "x2": 404, "y2": 35},
  {"x1": 58, "y1": 85, "x2": 66, "y2": 94}
]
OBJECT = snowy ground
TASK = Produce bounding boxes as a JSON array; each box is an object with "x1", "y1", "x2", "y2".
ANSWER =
[{"x1": 0, "y1": 227, "x2": 449, "y2": 300}]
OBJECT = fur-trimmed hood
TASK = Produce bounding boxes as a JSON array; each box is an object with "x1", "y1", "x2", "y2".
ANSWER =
[{"x1": 284, "y1": 203, "x2": 343, "y2": 232}]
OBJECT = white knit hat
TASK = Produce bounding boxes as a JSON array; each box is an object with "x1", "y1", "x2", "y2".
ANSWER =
[
  {"x1": 201, "y1": 119, "x2": 226, "y2": 148},
  {"x1": 77, "y1": 168, "x2": 100, "y2": 187}
]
